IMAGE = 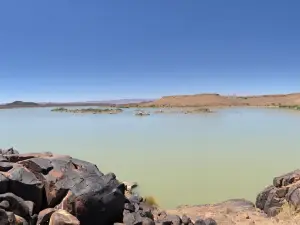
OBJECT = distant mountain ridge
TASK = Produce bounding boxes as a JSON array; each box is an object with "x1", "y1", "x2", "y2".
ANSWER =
[
  {"x1": 3, "y1": 101, "x2": 40, "y2": 107},
  {"x1": 84, "y1": 99, "x2": 156, "y2": 104},
  {"x1": 0, "y1": 99, "x2": 155, "y2": 109}
]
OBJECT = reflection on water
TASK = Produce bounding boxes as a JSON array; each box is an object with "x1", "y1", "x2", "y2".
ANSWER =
[{"x1": 1, "y1": 107, "x2": 300, "y2": 208}]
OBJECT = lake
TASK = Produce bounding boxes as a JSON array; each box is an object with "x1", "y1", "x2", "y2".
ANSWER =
[{"x1": 1, "y1": 107, "x2": 300, "y2": 209}]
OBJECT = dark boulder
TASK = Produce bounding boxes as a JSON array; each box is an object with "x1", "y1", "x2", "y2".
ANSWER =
[
  {"x1": 19, "y1": 158, "x2": 53, "y2": 175},
  {"x1": 203, "y1": 218, "x2": 217, "y2": 225},
  {"x1": 0, "y1": 208, "x2": 10, "y2": 225},
  {"x1": 0, "y1": 173, "x2": 9, "y2": 193},
  {"x1": 181, "y1": 214, "x2": 192, "y2": 225},
  {"x1": 0, "y1": 148, "x2": 128, "y2": 225},
  {"x1": 256, "y1": 169, "x2": 300, "y2": 216},
  {"x1": 158, "y1": 214, "x2": 181, "y2": 225},
  {"x1": 7, "y1": 166, "x2": 44, "y2": 213},
  {"x1": 0, "y1": 155, "x2": 8, "y2": 162},
  {"x1": 0, "y1": 193, "x2": 32, "y2": 220},
  {"x1": 0, "y1": 148, "x2": 19, "y2": 155},
  {"x1": 194, "y1": 219, "x2": 206, "y2": 225},
  {"x1": 123, "y1": 211, "x2": 155, "y2": 225},
  {"x1": 0, "y1": 162, "x2": 14, "y2": 172}
]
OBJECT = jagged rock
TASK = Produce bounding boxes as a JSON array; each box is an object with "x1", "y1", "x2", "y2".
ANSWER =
[
  {"x1": 37, "y1": 208, "x2": 56, "y2": 225},
  {"x1": 7, "y1": 167, "x2": 44, "y2": 213},
  {"x1": 15, "y1": 214, "x2": 29, "y2": 225},
  {"x1": 123, "y1": 181, "x2": 138, "y2": 192},
  {"x1": 0, "y1": 200, "x2": 10, "y2": 210},
  {"x1": 0, "y1": 155, "x2": 8, "y2": 162},
  {"x1": 124, "y1": 203, "x2": 136, "y2": 212},
  {"x1": 0, "y1": 162, "x2": 14, "y2": 172},
  {"x1": 49, "y1": 209, "x2": 80, "y2": 225},
  {"x1": 181, "y1": 214, "x2": 192, "y2": 225},
  {"x1": 19, "y1": 158, "x2": 53, "y2": 175},
  {"x1": 0, "y1": 148, "x2": 19, "y2": 155},
  {"x1": 127, "y1": 194, "x2": 143, "y2": 204},
  {"x1": 4, "y1": 152, "x2": 53, "y2": 163},
  {"x1": 273, "y1": 169, "x2": 300, "y2": 187},
  {"x1": 123, "y1": 211, "x2": 155, "y2": 225},
  {"x1": 256, "y1": 169, "x2": 300, "y2": 216},
  {"x1": 0, "y1": 193, "x2": 32, "y2": 220},
  {"x1": 0, "y1": 148, "x2": 127, "y2": 225},
  {"x1": 0, "y1": 208, "x2": 10, "y2": 225},
  {"x1": 158, "y1": 214, "x2": 181, "y2": 225},
  {"x1": 55, "y1": 172, "x2": 126, "y2": 224}
]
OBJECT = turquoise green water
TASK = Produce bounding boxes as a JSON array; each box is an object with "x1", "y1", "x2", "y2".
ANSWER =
[{"x1": 1, "y1": 107, "x2": 300, "y2": 209}]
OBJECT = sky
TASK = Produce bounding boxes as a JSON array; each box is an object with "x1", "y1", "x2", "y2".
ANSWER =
[{"x1": 0, "y1": 1, "x2": 300, "y2": 102}]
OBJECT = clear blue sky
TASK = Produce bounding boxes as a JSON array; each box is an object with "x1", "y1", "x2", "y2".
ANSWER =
[{"x1": 0, "y1": 1, "x2": 299, "y2": 102}]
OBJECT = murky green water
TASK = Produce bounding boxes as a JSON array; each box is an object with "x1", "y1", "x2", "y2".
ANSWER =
[{"x1": 1, "y1": 107, "x2": 300, "y2": 209}]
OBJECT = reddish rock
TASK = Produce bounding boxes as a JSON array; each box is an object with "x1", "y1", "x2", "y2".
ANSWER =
[
  {"x1": 37, "y1": 208, "x2": 56, "y2": 225},
  {"x1": 49, "y1": 210, "x2": 80, "y2": 225}
]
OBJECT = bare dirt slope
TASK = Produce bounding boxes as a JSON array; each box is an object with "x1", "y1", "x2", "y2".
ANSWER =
[
  {"x1": 167, "y1": 199, "x2": 300, "y2": 225},
  {"x1": 140, "y1": 93, "x2": 300, "y2": 107}
]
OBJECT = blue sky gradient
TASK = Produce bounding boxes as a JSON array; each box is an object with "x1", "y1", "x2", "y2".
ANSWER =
[{"x1": 0, "y1": 1, "x2": 299, "y2": 102}]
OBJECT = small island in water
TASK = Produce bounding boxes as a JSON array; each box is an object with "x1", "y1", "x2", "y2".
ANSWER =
[
  {"x1": 278, "y1": 104, "x2": 300, "y2": 110},
  {"x1": 51, "y1": 107, "x2": 123, "y2": 114}
]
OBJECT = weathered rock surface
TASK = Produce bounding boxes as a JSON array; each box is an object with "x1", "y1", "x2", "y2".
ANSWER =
[
  {"x1": 0, "y1": 148, "x2": 216, "y2": 225},
  {"x1": 123, "y1": 187, "x2": 217, "y2": 225},
  {"x1": 256, "y1": 169, "x2": 300, "y2": 217},
  {"x1": 0, "y1": 148, "x2": 126, "y2": 225},
  {"x1": 49, "y1": 209, "x2": 80, "y2": 225},
  {"x1": 7, "y1": 147, "x2": 300, "y2": 225}
]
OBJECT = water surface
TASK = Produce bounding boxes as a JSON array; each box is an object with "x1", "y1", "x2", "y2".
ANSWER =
[{"x1": 1, "y1": 107, "x2": 300, "y2": 209}]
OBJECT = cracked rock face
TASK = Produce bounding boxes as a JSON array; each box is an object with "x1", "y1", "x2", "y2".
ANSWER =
[
  {"x1": 0, "y1": 148, "x2": 218, "y2": 225},
  {"x1": 256, "y1": 169, "x2": 300, "y2": 216},
  {"x1": 0, "y1": 148, "x2": 126, "y2": 225}
]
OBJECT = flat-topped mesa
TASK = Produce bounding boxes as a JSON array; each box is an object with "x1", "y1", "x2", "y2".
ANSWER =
[
  {"x1": 138, "y1": 93, "x2": 300, "y2": 107},
  {"x1": 51, "y1": 107, "x2": 123, "y2": 114}
]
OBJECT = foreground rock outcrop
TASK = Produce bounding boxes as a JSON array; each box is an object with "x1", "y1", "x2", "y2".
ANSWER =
[
  {"x1": 0, "y1": 148, "x2": 126, "y2": 225},
  {"x1": 3, "y1": 147, "x2": 300, "y2": 225},
  {"x1": 0, "y1": 148, "x2": 216, "y2": 225},
  {"x1": 256, "y1": 169, "x2": 300, "y2": 217}
]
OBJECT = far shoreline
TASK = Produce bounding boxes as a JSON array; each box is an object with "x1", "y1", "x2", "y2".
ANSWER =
[{"x1": 1, "y1": 92, "x2": 300, "y2": 112}]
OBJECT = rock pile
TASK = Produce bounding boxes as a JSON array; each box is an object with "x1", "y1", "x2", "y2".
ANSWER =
[
  {"x1": 0, "y1": 148, "x2": 217, "y2": 225},
  {"x1": 0, "y1": 148, "x2": 125, "y2": 225},
  {"x1": 123, "y1": 191, "x2": 217, "y2": 225},
  {"x1": 256, "y1": 169, "x2": 300, "y2": 217}
]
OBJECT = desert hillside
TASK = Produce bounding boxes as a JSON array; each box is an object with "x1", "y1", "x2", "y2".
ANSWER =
[{"x1": 139, "y1": 93, "x2": 300, "y2": 107}]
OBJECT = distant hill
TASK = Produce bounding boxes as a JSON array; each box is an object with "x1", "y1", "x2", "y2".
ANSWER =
[
  {"x1": 85, "y1": 99, "x2": 155, "y2": 104},
  {"x1": 2, "y1": 95, "x2": 300, "y2": 109},
  {"x1": 0, "y1": 99, "x2": 155, "y2": 109},
  {"x1": 2, "y1": 101, "x2": 40, "y2": 107}
]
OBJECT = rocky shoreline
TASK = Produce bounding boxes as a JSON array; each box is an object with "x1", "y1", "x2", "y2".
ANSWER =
[{"x1": 0, "y1": 148, "x2": 299, "y2": 225}]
